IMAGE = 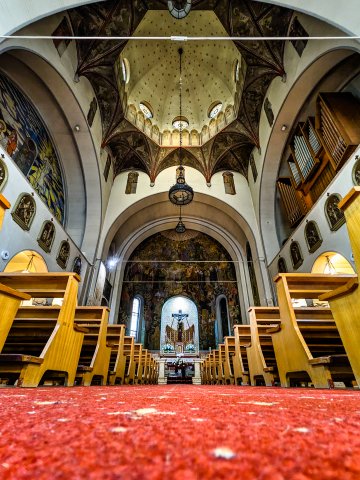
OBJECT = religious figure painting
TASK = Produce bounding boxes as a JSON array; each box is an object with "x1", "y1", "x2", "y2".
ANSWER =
[
  {"x1": 352, "y1": 156, "x2": 360, "y2": 186},
  {"x1": 304, "y1": 221, "x2": 322, "y2": 253},
  {"x1": 11, "y1": 193, "x2": 36, "y2": 231},
  {"x1": 0, "y1": 156, "x2": 8, "y2": 191},
  {"x1": 325, "y1": 194, "x2": 345, "y2": 231},
  {"x1": 277, "y1": 257, "x2": 287, "y2": 273},
  {"x1": 37, "y1": 220, "x2": 56, "y2": 253},
  {"x1": 72, "y1": 256, "x2": 82, "y2": 275},
  {"x1": 120, "y1": 230, "x2": 240, "y2": 350},
  {"x1": 290, "y1": 241, "x2": 303, "y2": 270},
  {"x1": 56, "y1": 240, "x2": 70, "y2": 269},
  {"x1": 0, "y1": 71, "x2": 65, "y2": 224},
  {"x1": 125, "y1": 171, "x2": 139, "y2": 194}
]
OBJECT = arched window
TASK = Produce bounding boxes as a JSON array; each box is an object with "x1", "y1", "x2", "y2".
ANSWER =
[
  {"x1": 246, "y1": 242, "x2": 260, "y2": 305},
  {"x1": 130, "y1": 296, "x2": 142, "y2": 341},
  {"x1": 325, "y1": 194, "x2": 345, "y2": 231},
  {"x1": 215, "y1": 295, "x2": 230, "y2": 345}
]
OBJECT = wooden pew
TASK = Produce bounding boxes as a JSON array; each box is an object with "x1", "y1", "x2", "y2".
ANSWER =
[
  {"x1": 0, "y1": 305, "x2": 87, "y2": 387},
  {"x1": 74, "y1": 307, "x2": 111, "y2": 386},
  {"x1": 212, "y1": 349, "x2": 224, "y2": 384},
  {"x1": 133, "y1": 343, "x2": 143, "y2": 384},
  {"x1": 201, "y1": 353, "x2": 211, "y2": 384},
  {"x1": 233, "y1": 325, "x2": 251, "y2": 385},
  {"x1": 150, "y1": 356, "x2": 158, "y2": 384},
  {"x1": 0, "y1": 284, "x2": 31, "y2": 351},
  {"x1": 0, "y1": 194, "x2": 10, "y2": 231},
  {"x1": 247, "y1": 307, "x2": 281, "y2": 386},
  {"x1": 274, "y1": 273, "x2": 357, "y2": 387},
  {"x1": 224, "y1": 336, "x2": 237, "y2": 385},
  {"x1": 141, "y1": 350, "x2": 151, "y2": 384},
  {"x1": 318, "y1": 187, "x2": 360, "y2": 387},
  {"x1": 0, "y1": 273, "x2": 83, "y2": 387},
  {"x1": 107, "y1": 324, "x2": 126, "y2": 385},
  {"x1": 123, "y1": 336, "x2": 136, "y2": 384},
  {"x1": 218, "y1": 344, "x2": 229, "y2": 384}
]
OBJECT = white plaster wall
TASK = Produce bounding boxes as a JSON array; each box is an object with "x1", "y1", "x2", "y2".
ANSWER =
[
  {"x1": 0, "y1": 1, "x2": 105, "y2": 36},
  {"x1": 0, "y1": 14, "x2": 107, "y2": 261},
  {"x1": 251, "y1": 13, "x2": 360, "y2": 263},
  {"x1": 267, "y1": 146, "x2": 360, "y2": 285},
  {"x1": 100, "y1": 167, "x2": 262, "y2": 253},
  {"x1": 0, "y1": 146, "x2": 90, "y2": 295}
]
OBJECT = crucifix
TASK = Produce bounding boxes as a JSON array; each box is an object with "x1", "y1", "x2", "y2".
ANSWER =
[{"x1": 171, "y1": 310, "x2": 188, "y2": 342}]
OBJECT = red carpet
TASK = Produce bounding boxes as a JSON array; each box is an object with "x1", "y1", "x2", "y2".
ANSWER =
[{"x1": 0, "y1": 385, "x2": 359, "y2": 479}]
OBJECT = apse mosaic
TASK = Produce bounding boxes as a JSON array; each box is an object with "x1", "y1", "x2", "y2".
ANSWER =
[
  {"x1": 0, "y1": 71, "x2": 65, "y2": 223},
  {"x1": 119, "y1": 230, "x2": 240, "y2": 351}
]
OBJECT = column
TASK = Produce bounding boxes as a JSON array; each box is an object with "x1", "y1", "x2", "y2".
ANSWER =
[
  {"x1": 192, "y1": 359, "x2": 202, "y2": 385},
  {"x1": 157, "y1": 359, "x2": 167, "y2": 384}
]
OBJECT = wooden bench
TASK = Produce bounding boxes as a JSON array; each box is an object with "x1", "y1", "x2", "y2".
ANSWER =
[
  {"x1": 107, "y1": 324, "x2": 126, "y2": 385},
  {"x1": 123, "y1": 336, "x2": 136, "y2": 384},
  {"x1": 274, "y1": 273, "x2": 356, "y2": 387},
  {"x1": 219, "y1": 344, "x2": 229, "y2": 384},
  {"x1": 247, "y1": 307, "x2": 281, "y2": 386},
  {"x1": 0, "y1": 305, "x2": 87, "y2": 387},
  {"x1": 133, "y1": 343, "x2": 143, "y2": 384},
  {"x1": 223, "y1": 336, "x2": 237, "y2": 385},
  {"x1": 200, "y1": 353, "x2": 211, "y2": 384},
  {"x1": 233, "y1": 325, "x2": 251, "y2": 385},
  {"x1": 317, "y1": 187, "x2": 360, "y2": 387},
  {"x1": 0, "y1": 283, "x2": 31, "y2": 351},
  {"x1": 73, "y1": 307, "x2": 111, "y2": 386}
]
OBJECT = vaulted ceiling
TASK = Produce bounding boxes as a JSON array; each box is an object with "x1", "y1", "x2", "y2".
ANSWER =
[{"x1": 68, "y1": 0, "x2": 294, "y2": 183}]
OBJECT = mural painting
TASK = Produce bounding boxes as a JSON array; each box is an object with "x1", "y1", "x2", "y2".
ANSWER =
[
  {"x1": 119, "y1": 230, "x2": 241, "y2": 350},
  {"x1": 0, "y1": 71, "x2": 65, "y2": 224}
]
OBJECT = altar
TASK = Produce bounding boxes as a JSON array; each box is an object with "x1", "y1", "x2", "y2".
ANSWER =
[{"x1": 160, "y1": 296, "x2": 199, "y2": 356}]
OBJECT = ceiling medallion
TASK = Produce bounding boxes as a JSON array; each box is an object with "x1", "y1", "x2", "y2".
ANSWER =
[
  {"x1": 168, "y1": 48, "x2": 194, "y2": 233},
  {"x1": 168, "y1": 0, "x2": 192, "y2": 20}
]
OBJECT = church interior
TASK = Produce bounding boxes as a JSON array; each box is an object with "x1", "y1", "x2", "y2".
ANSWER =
[{"x1": 0, "y1": 0, "x2": 360, "y2": 478}]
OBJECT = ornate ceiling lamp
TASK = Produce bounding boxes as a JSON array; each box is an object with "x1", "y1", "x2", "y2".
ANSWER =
[{"x1": 169, "y1": 48, "x2": 194, "y2": 233}]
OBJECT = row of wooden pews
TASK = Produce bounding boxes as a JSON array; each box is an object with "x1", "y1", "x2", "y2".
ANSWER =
[
  {"x1": 0, "y1": 273, "x2": 159, "y2": 387},
  {"x1": 201, "y1": 281, "x2": 359, "y2": 388},
  {"x1": 201, "y1": 187, "x2": 360, "y2": 389}
]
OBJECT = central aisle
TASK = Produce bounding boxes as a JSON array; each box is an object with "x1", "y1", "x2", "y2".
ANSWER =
[{"x1": 0, "y1": 385, "x2": 359, "y2": 479}]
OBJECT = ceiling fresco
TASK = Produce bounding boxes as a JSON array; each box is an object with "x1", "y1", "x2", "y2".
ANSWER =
[{"x1": 68, "y1": 0, "x2": 294, "y2": 182}]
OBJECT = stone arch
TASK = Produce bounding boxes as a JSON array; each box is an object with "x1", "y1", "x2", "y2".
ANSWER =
[
  {"x1": 259, "y1": 47, "x2": 360, "y2": 261},
  {"x1": 0, "y1": 47, "x2": 102, "y2": 261}
]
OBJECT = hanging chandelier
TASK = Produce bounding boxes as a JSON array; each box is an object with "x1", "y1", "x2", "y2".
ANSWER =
[{"x1": 169, "y1": 48, "x2": 194, "y2": 233}]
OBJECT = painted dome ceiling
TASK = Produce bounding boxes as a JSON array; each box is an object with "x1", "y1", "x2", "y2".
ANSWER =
[
  {"x1": 68, "y1": 0, "x2": 294, "y2": 183},
  {"x1": 120, "y1": 10, "x2": 242, "y2": 138}
]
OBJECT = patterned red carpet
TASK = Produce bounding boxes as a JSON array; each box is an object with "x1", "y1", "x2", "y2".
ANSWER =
[{"x1": 0, "y1": 385, "x2": 359, "y2": 480}]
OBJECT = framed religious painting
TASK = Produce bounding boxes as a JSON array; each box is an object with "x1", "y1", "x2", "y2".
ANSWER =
[
  {"x1": 11, "y1": 193, "x2": 36, "y2": 231},
  {"x1": 37, "y1": 220, "x2": 56, "y2": 253}
]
